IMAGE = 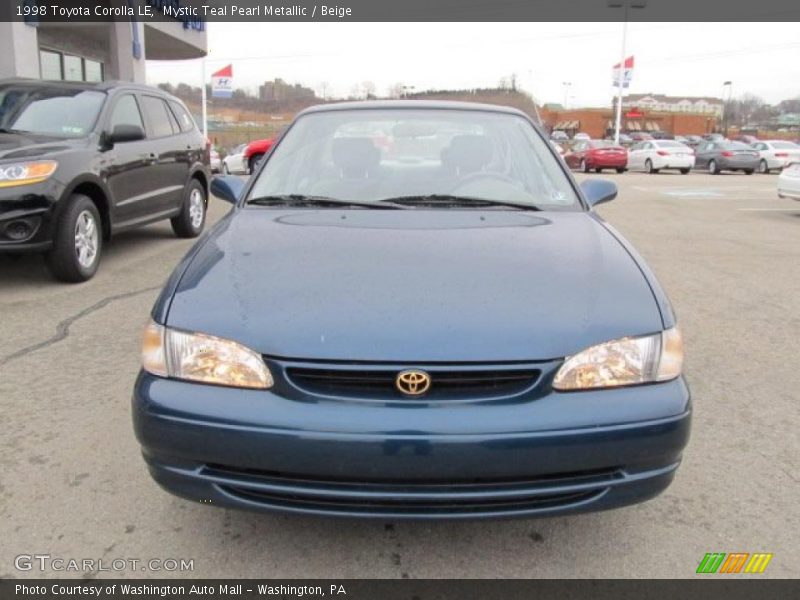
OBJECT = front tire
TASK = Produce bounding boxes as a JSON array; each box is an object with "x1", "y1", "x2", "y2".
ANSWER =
[
  {"x1": 581, "y1": 159, "x2": 590, "y2": 173},
  {"x1": 616, "y1": 168, "x2": 625, "y2": 174},
  {"x1": 248, "y1": 153, "x2": 264, "y2": 174},
  {"x1": 680, "y1": 168, "x2": 690, "y2": 174},
  {"x1": 758, "y1": 159, "x2": 769, "y2": 174},
  {"x1": 171, "y1": 179, "x2": 206, "y2": 238},
  {"x1": 708, "y1": 159, "x2": 720, "y2": 175},
  {"x1": 45, "y1": 194, "x2": 102, "y2": 283}
]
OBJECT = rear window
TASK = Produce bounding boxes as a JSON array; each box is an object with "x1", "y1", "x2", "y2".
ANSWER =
[
  {"x1": 657, "y1": 141, "x2": 684, "y2": 148},
  {"x1": 141, "y1": 95, "x2": 176, "y2": 138},
  {"x1": 169, "y1": 100, "x2": 196, "y2": 133},
  {"x1": 771, "y1": 141, "x2": 799, "y2": 149}
]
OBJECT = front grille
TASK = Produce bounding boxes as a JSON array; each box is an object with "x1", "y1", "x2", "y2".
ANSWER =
[
  {"x1": 285, "y1": 366, "x2": 541, "y2": 401},
  {"x1": 204, "y1": 464, "x2": 619, "y2": 517}
]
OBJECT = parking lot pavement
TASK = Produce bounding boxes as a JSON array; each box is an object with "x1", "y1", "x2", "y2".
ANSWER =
[{"x1": 1, "y1": 172, "x2": 798, "y2": 579}]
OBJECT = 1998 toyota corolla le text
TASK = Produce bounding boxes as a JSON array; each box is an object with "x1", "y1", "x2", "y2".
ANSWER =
[{"x1": 133, "y1": 101, "x2": 690, "y2": 519}]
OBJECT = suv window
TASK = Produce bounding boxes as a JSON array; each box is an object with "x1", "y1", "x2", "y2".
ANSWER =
[
  {"x1": 141, "y1": 95, "x2": 175, "y2": 138},
  {"x1": 108, "y1": 94, "x2": 144, "y2": 132},
  {"x1": 169, "y1": 100, "x2": 195, "y2": 133}
]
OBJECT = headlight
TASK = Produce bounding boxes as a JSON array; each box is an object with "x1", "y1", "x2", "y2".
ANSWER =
[
  {"x1": 553, "y1": 327, "x2": 683, "y2": 391},
  {"x1": 141, "y1": 319, "x2": 273, "y2": 389},
  {"x1": 0, "y1": 160, "x2": 58, "y2": 188}
]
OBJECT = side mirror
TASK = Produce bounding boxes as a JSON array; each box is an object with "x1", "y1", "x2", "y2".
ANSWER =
[
  {"x1": 106, "y1": 124, "x2": 145, "y2": 145},
  {"x1": 210, "y1": 175, "x2": 245, "y2": 205},
  {"x1": 580, "y1": 179, "x2": 618, "y2": 207}
]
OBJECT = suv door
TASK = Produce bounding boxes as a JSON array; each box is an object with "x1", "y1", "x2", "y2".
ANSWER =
[
  {"x1": 139, "y1": 94, "x2": 190, "y2": 216},
  {"x1": 102, "y1": 92, "x2": 159, "y2": 226}
]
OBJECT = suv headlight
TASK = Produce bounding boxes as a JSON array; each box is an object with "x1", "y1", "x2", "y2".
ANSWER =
[
  {"x1": 142, "y1": 319, "x2": 273, "y2": 389},
  {"x1": 553, "y1": 327, "x2": 683, "y2": 391},
  {"x1": 0, "y1": 160, "x2": 58, "y2": 188}
]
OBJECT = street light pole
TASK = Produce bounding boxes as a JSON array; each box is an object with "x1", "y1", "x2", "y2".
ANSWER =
[{"x1": 722, "y1": 81, "x2": 733, "y2": 136}]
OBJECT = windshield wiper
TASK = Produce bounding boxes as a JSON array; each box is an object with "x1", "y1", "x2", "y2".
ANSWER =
[
  {"x1": 377, "y1": 194, "x2": 542, "y2": 211},
  {"x1": 247, "y1": 194, "x2": 407, "y2": 209}
]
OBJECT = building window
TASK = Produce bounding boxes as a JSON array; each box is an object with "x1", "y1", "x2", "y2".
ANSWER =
[
  {"x1": 84, "y1": 60, "x2": 103, "y2": 83},
  {"x1": 39, "y1": 50, "x2": 62, "y2": 80},
  {"x1": 63, "y1": 55, "x2": 83, "y2": 81},
  {"x1": 39, "y1": 49, "x2": 104, "y2": 83}
]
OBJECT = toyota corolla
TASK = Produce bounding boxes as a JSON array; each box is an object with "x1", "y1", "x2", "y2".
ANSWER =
[{"x1": 133, "y1": 101, "x2": 690, "y2": 519}]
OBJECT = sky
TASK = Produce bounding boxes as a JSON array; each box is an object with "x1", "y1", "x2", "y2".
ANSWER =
[{"x1": 145, "y1": 22, "x2": 800, "y2": 108}]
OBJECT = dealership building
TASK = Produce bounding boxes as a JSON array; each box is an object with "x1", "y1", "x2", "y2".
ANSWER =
[{"x1": 0, "y1": 6, "x2": 207, "y2": 83}]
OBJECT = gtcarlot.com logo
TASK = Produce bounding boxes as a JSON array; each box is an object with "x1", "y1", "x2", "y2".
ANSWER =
[
  {"x1": 696, "y1": 552, "x2": 773, "y2": 574},
  {"x1": 15, "y1": 554, "x2": 194, "y2": 573}
]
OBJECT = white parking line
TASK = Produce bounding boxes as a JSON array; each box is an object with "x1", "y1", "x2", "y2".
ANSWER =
[{"x1": 737, "y1": 207, "x2": 800, "y2": 211}]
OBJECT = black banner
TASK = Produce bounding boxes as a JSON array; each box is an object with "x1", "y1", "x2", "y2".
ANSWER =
[
  {"x1": 2, "y1": 580, "x2": 799, "y2": 600},
  {"x1": 2, "y1": 0, "x2": 800, "y2": 23}
]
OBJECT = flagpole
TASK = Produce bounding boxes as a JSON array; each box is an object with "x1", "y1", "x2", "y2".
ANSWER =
[
  {"x1": 613, "y1": 5, "x2": 628, "y2": 145},
  {"x1": 201, "y1": 58, "x2": 208, "y2": 141}
]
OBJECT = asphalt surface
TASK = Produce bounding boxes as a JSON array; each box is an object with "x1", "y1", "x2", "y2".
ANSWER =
[{"x1": 1, "y1": 171, "x2": 798, "y2": 579}]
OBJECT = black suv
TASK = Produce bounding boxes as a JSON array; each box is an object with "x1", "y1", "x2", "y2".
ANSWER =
[{"x1": 0, "y1": 79, "x2": 209, "y2": 282}]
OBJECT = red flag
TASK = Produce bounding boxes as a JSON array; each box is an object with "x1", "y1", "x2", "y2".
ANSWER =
[
  {"x1": 211, "y1": 64, "x2": 233, "y2": 78},
  {"x1": 612, "y1": 56, "x2": 635, "y2": 70}
]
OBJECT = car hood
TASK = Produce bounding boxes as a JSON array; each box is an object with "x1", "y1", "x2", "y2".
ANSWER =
[
  {"x1": 0, "y1": 132, "x2": 83, "y2": 161},
  {"x1": 167, "y1": 209, "x2": 663, "y2": 362}
]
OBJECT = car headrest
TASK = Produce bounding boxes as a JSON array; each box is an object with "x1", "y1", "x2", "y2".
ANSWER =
[
  {"x1": 331, "y1": 137, "x2": 381, "y2": 178},
  {"x1": 442, "y1": 135, "x2": 493, "y2": 174}
]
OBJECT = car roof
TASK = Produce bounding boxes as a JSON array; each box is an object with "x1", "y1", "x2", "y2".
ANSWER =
[
  {"x1": 0, "y1": 77, "x2": 183, "y2": 100},
  {"x1": 296, "y1": 100, "x2": 531, "y2": 119}
]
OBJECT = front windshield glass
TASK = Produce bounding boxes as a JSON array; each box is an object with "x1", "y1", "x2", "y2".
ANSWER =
[
  {"x1": 247, "y1": 108, "x2": 580, "y2": 209},
  {"x1": 0, "y1": 86, "x2": 106, "y2": 137}
]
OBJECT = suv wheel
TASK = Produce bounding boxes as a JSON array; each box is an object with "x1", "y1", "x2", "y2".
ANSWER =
[
  {"x1": 45, "y1": 194, "x2": 102, "y2": 282},
  {"x1": 171, "y1": 179, "x2": 206, "y2": 238}
]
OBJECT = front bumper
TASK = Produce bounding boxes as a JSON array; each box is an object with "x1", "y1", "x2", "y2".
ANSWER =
[
  {"x1": 133, "y1": 371, "x2": 691, "y2": 519},
  {"x1": 0, "y1": 180, "x2": 60, "y2": 252}
]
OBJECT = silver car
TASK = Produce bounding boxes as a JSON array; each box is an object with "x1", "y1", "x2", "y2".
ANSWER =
[{"x1": 694, "y1": 141, "x2": 759, "y2": 175}]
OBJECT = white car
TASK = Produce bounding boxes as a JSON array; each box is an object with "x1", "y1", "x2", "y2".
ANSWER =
[
  {"x1": 750, "y1": 140, "x2": 800, "y2": 174},
  {"x1": 221, "y1": 143, "x2": 248, "y2": 174},
  {"x1": 573, "y1": 132, "x2": 590, "y2": 141},
  {"x1": 550, "y1": 140, "x2": 566, "y2": 157},
  {"x1": 777, "y1": 162, "x2": 800, "y2": 200},
  {"x1": 209, "y1": 148, "x2": 221, "y2": 173},
  {"x1": 627, "y1": 140, "x2": 695, "y2": 174}
]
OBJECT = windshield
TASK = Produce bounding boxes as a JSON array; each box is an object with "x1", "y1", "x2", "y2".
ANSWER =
[
  {"x1": 247, "y1": 108, "x2": 580, "y2": 209},
  {"x1": 0, "y1": 86, "x2": 105, "y2": 137}
]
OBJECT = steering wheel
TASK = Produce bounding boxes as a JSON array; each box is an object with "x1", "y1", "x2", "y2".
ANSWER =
[{"x1": 449, "y1": 171, "x2": 517, "y2": 194}]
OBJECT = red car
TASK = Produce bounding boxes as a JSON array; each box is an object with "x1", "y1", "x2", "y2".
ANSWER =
[
  {"x1": 243, "y1": 137, "x2": 276, "y2": 173},
  {"x1": 564, "y1": 140, "x2": 628, "y2": 173}
]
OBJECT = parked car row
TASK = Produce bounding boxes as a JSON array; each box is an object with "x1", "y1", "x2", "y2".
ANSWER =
[{"x1": 555, "y1": 136, "x2": 800, "y2": 176}]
